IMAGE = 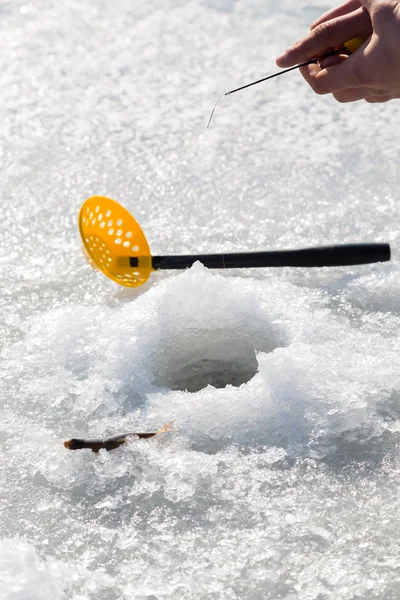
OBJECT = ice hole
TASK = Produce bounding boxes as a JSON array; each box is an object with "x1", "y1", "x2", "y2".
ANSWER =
[{"x1": 153, "y1": 330, "x2": 274, "y2": 393}]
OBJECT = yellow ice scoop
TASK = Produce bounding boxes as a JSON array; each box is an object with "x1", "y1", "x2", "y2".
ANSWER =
[{"x1": 79, "y1": 195, "x2": 390, "y2": 288}]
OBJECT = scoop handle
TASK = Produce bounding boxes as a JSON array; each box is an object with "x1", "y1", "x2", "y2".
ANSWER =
[{"x1": 149, "y1": 243, "x2": 390, "y2": 270}]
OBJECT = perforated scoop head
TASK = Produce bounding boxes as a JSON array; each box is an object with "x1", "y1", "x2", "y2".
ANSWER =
[{"x1": 79, "y1": 196, "x2": 152, "y2": 287}]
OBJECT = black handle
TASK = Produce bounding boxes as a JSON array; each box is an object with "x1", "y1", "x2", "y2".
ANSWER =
[{"x1": 146, "y1": 243, "x2": 390, "y2": 270}]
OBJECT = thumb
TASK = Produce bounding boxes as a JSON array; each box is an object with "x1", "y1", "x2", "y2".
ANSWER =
[
  {"x1": 357, "y1": 0, "x2": 374, "y2": 8},
  {"x1": 358, "y1": 0, "x2": 400, "y2": 37},
  {"x1": 358, "y1": 0, "x2": 395, "y2": 16}
]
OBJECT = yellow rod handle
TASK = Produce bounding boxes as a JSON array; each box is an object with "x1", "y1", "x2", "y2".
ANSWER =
[{"x1": 343, "y1": 36, "x2": 368, "y2": 54}]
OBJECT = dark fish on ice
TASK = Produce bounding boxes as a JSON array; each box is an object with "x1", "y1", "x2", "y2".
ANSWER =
[{"x1": 64, "y1": 420, "x2": 175, "y2": 453}]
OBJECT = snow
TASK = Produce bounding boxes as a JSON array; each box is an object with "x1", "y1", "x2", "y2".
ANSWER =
[{"x1": 1, "y1": 0, "x2": 400, "y2": 598}]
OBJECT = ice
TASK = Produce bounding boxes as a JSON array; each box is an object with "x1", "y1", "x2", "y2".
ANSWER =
[
  {"x1": 1, "y1": 0, "x2": 400, "y2": 597},
  {"x1": 0, "y1": 538, "x2": 75, "y2": 600}
]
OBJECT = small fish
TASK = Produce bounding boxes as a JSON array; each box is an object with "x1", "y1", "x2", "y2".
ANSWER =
[{"x1": 64, "y1": 420, "x2": 175, "y2": 453}]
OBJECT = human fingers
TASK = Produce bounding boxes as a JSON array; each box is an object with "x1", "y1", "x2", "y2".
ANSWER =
[
  {"x1": 310, "y1": 0, "x2": 362, "y2": 29},
  {"x1": 300, "y1": 57, "x2": 390, "y2": 101},
  {"x1": 276, "y1": 8, "x2": 371, "y2": 68},
  {"x1": 359, "y1": 0, "x2": 400, "y2": 26},
  {"x1": 298, "y1": 51, "x2": 369, "y2": 94},
  {"x1": 358, "y1": 0, "x2": 387, "y2": 13},
  {"x1": 365, "y1": 94, "x2": 393, "y2": 102},
  {"x1": 317, "y1": 53, "x2": 377, "y2": 100},
  {"x1": 332, "y1": 86, "x2": 378, "y2": 101},
  {"x1": 318, "y1": 53, "x2": 349, "y2": 69}
]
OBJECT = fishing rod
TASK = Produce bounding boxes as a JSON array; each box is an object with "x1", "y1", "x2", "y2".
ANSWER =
[
  {"x1": 207, "y1": 36, "x2": 367, "y2": 127},
  {"x1": 79, "y1": 196, "x2": 390, "y2": 288}
]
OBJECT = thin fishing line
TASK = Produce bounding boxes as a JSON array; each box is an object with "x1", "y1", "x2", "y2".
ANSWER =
[
  {"x1": 207, "y1": 58, "x2": 317, "y2": 128},
  {"x1": 207, "y1": 92, "x2": 226, "y2": 129},
  {"x1": 206, "y1": 39, "x2": 365, "y2": 128}
]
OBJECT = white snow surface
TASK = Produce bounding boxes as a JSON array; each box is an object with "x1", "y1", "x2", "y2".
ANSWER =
[{"x1": 1, "y1": 0, "x2": 400, "y2": 598}]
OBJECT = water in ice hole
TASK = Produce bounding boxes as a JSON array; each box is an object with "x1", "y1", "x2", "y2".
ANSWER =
[
  {"x1": 147, "y1": 287, "x2": 284, "y2": 393},
  {"x1": 153, "y1": 334, "x2": 270, "y2": 392}
]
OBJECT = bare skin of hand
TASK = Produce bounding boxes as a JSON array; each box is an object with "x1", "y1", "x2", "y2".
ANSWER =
[{"x1": 276, "y1": 0, "x2": 400, "y2": 103}]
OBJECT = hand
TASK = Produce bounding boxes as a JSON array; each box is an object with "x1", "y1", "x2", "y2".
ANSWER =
[{"x1": 276, "y1": 0, "x2": 400, "y2": 103}]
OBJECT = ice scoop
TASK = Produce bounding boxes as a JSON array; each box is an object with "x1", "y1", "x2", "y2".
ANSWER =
[{"x1": 79, "y1": 196, "x2": 390, "y2": 288}]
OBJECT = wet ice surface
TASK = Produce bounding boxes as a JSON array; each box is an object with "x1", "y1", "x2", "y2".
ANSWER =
[{"x1": 1, "y1": 0, "x2": 400, "y2": 598}]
